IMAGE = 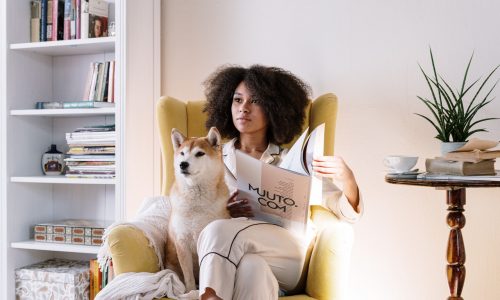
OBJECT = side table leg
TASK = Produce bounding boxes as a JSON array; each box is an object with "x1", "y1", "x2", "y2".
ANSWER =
[{"x1": 446, "y1": 188, "x2": 466, "y2": 300}]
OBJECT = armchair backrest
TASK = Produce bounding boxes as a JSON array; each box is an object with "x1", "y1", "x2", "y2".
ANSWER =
[{"x1": 156, "y1": 93, "x2": 338, "y2": 196}]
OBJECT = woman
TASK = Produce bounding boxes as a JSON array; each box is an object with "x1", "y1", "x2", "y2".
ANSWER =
[{"x1": 199, "y1": 65, "x2": 362, "y2": 300}]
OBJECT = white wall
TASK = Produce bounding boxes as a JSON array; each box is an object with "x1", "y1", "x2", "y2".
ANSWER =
[
  {"x1": 124, "y1": 0, "x2": 161, "y2": 219},
  {"x1": 161, "y1": 1, "x2": 500, "y2": 299}
]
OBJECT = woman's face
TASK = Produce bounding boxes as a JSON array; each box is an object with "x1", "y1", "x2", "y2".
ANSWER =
[{"x1": 231, "y1": 81, "x2": 268, "y2": 136}]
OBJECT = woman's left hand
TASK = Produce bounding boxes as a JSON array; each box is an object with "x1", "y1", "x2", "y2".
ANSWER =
[
  {"x1": 312, "y1": 155, "x2": 360, "y2": 211},
  {"x1": 312, "y1": 155, "x2": 355, "y2": 184}
]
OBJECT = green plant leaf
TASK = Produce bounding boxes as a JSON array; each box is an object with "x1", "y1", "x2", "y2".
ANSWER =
[
  {"x1": 460, "y1": 52, "x2": 474, "y2": 95},
  {"x1": 467, "y1": 65, "x2": 500, "y2": 112},
  {"x1": 415, "y1": 113, "x2": 449, "y2": 141}
]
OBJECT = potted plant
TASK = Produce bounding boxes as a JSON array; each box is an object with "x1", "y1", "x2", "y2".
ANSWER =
[{"x1": 416, "y1": 48, "x2": 499, "y2": 154}]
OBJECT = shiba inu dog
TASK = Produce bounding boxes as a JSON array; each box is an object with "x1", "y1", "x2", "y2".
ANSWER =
[{"x1": 166, "y1": 127, "x2": 230, "y2": 292}]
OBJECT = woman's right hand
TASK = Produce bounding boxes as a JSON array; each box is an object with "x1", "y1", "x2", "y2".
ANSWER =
[{"x1": 226, "y1": 191, "x2": 254, "y2": 218}]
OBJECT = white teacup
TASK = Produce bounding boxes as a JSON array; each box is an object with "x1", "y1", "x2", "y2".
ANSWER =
[{"x1": 383, "y1": 155, "x2": 418, "y2": 173}]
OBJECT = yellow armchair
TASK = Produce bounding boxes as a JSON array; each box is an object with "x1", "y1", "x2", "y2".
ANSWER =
[{"x1": 107, "y1": 93, "x2": 354, "y2": 300}]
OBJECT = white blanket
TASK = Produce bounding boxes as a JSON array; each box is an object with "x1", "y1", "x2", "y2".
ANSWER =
[
  {"x1": 95, "y1": 270, "x2": 198, "y2": 300},
  {"x1": 96, "y1": 196, "x2": 198, "y2": 300}
]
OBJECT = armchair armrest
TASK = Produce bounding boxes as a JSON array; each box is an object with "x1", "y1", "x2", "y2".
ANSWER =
[
  {"x1": 107, "y1": 225, "x2": 161, "y2": 275},
  {"x1": 306, "y1": 205, "x2": 354, "y2": 300}
]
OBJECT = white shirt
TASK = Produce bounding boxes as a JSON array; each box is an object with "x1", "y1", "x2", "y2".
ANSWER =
[{"x1": 222, "y1": 138, "x2": 363, "y2": 223}]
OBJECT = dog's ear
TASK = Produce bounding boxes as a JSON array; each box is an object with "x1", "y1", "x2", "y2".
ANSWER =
[
  {"x1": 171, "y1": 128, "x2": 186, "y2": 151},
  {"x1": 207, "y1": 127, "x2": 221, "y2": 149}
]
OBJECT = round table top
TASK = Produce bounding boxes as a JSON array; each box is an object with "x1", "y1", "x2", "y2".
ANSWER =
[{"x1": 385, "y1": 176, "x2": 500, "y2": 188}]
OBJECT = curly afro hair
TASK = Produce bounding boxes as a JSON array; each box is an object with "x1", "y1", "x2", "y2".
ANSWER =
[{"x1": 203, "y1": 64, "x2": 311, "y2": 145}]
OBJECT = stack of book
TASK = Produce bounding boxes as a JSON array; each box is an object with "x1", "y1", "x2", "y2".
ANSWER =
[
  {"x1": 89, "y1": 258, "x2": 114, "y2": 299},
  {"x1": 83, "y1": 60, "x2": 115, "y2": 103},
  {"x1": 33, "y1": 219, "x2": 111, "y2": 246},
  {"x1": 65, "y1": 124, "x2": 115, "y2": 179},
  {"x1": 425, "y1": 138, "x2": 500, "y2": 176},
  {"x1": 30, "y1": 0, "x2": 109, "y2": 42}
]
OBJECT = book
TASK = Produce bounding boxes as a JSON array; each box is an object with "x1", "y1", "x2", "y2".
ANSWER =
[
  {"x1": 63, "y1": 101, "x2": 114, "y2": 108},
  {"x1": 63, "y1": 0, "x2": 72, "y2": 39},
  {"x1": 75, "y1": 0, "x2": 81, "y2": 39},
  {"x1": 107, "y1": 60, "x2": 115, "y2": 103},
  {"x1": 443, "y1": 138, "x2": 500, "y2": 163},
  {"x1": 235, "y1": 124, "x2": 325, "y2": 235},
  {"x1": 30, "y1": 1, "x2": 41, "y2": 43},
  {"x1": 82, "y1": 62, "x2": 95, "y2": 100},
  {"x1": 46, "y1": 0, "x2": 53, "y2": 40},
  {"x1": 425, "y1": 158, "x2": 496, "y2": 176},
  {"x1": 444, "y1": 150, "x2": 500, "y2": 163},
  {"x1": 51, "y1": 0, "x2": 64, "y2": 40},
  {"x1": 417, "y1": 171, "x2": 500, "y2": 181},
  {"x1": 70, "y1": 0, "x2": 77, "y2": 39},
  {"x1": 40, "y1": 0, "x2": 48, "y2": 41},
  {"x1": 80, "y1": 0, "x2": 89, "y2": 38},
  {"x1": 88, "y1": 0, "x2": 108, "y2": 38},
  {"x1": 35, "y1": 101, "x2": 115, "y2": 109}
]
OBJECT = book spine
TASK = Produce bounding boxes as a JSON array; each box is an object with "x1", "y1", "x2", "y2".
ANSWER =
[
  {"x1": 46, "y1": 0, "x2": 53, "y2": 40},
  {"x1": 89, "y1": 259, "x2": 95, "y2": 300},
  {"x1": 51, "y1": 0, "x2": 58, "y2": 40},
  {"x1": 63, "y1": 101, "x2": 98, "y2": 108},
  {"x1": 40, "y1": 0, "x2": 48, "y2": 41},
  {"x1": 89, "y1": 62, "x2": 100, "y2": 101},
  {"x1": 82, "y1": 62, "x2": 94, "y2": 100},
  {"x1": 101, "y1": 61, "x2": 110, "y2": 102},
  {"x1": 76, "y1": 0, "x2": 81, "y2": 39},
  {"x1": 95, "y1": 62, "x2": 105, "y2": 101},
  {"x1": 70, "y1": 0, "x2": 76, "y2": 39},
  {"x1": 57, "y1": 0, "x2": 65, "y2": 39},
  {"x1": 425, "y1": 159, "x2": 466, "y2": 176},
  {"x1": 107, "y1": 60, "x2": 115, "y2": 103},
  {"x1": 30, "y1": 1, "x2": 41, "y2": 43},
  {"x1": 63, "y1": 0, "x2": 71, "y2": 39},
  {"x1": 80, "y1": 0, "x2": 89, "y2": 39}
]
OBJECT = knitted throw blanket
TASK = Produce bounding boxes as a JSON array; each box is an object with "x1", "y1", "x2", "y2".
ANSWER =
[{"x1": 96, "y1": 196, "x2": 198, "y2": 300}]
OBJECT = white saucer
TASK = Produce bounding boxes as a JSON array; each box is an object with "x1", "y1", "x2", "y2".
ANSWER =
[{"x1": 386, "y1": 169, "x2": 420, "y2": 175}]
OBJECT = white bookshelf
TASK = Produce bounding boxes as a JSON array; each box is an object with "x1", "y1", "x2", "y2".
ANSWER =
[
  {"x1": 1, "y1": 0, "x2": 160, "y2": 297},
  {"x1": 10, "y1": 108, "x2": 115, "y2": 116},
  {"x1": 11, "y1": 241, "x2": 100, "y2": 254},
  {"x1": 0, "y1": 0, "x2": 126, "y2": 298},
  {"x1": 9, "y1": 37, "x2": 116, "y2": 56},
  {"x1": 11, "y1": 176, "x2": 116, "y2": 185}
]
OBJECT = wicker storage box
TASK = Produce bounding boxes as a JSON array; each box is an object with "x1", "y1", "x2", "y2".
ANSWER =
[{"x1": 15, "y1": 258, "x2": 89, "y2": 300}]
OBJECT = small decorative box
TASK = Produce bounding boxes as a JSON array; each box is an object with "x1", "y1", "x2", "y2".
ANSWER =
[
  {"x1": 15, "y1": 258, "x2": 90, "y2": 300},
  {"x1": 33, "y1": 219, "x2": 111, "y2": 247}
]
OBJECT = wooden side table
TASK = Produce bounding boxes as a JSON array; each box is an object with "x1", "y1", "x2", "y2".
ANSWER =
[{"x1": 385, "y1": 177, "x2": 500, "y2": 300}]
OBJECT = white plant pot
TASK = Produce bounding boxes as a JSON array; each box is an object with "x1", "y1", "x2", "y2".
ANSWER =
[{"x1": 441, "y1": 141, "x2": 467, "y2": 156}]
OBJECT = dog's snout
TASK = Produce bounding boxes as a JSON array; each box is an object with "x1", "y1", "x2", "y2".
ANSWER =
[{"x1": 180, "y1": 161, "x2": 189, "y2": 170}]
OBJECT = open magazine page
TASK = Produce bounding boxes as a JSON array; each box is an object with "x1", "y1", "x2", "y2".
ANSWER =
[
  {"x1": 279, "y1": 124, "x2": 325, "y2": 175},
  {"x1": 303, "y1": 124, "x2": 325, "y2": 203},
  {"x1": 279, "y1": 127, "x2": 309, "y2": 175},
  {"x1": 236, "y1": 151, "x2": 311, "y2": 235}
]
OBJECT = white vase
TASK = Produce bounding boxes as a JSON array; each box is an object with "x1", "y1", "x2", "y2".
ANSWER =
[{"x1": 440, "y1": 141, "x2": 467, "y2": 156}]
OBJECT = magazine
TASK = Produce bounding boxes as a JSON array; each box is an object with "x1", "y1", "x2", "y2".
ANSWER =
[{"x1": 235, "y1": 124, "x2": 325, "y2": 235}]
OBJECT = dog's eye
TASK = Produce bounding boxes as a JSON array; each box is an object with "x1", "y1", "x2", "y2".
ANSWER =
[
  {"x1": 195, "y1": 151, "x2": 205, "y2": 157},
  {"x1": 180, "y1": 151, "x2": 184, "y2": 156}
]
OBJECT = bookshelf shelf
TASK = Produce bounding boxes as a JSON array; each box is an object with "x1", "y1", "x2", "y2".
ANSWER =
[
  {"x1": 11, "y1": 240, "x2": 99, "y2": 254},
  {"x1": 9, "y1": 37, "x2": 116, "y2": 56},
  {"x1": 10, "y1": 108, "x2": 116, "y2": 117},
  {"x1": 11, "y1": 176, "x2": 116, "y2": 185}
]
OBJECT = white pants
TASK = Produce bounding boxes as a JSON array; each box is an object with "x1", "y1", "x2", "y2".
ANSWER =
[{"x1": 197, "y1": 218, "x2": 309, "y2": 300}]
